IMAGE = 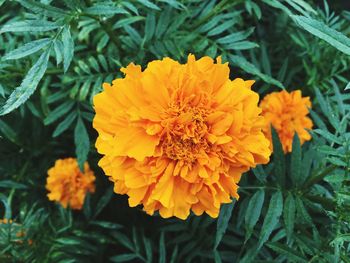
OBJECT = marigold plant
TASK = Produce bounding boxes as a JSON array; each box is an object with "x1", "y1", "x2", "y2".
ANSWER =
[
  {"x1": 93, "y1": 55, "x2": 271, "y2": 219},
  {"x1": 46, "y1": 158, "x2": 95, "y2": 210},
  {"x1": 260, "y1": 90, "x2": 313, "y2": 153}
]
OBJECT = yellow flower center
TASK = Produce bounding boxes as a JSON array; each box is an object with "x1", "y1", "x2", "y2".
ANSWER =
[{"x1": 162, "y1": 102, "x2": 211, "y2": 163}]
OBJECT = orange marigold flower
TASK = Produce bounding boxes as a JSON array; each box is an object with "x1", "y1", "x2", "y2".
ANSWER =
[
  {"x1": 46, "y1": 158, "x2": 95, "y2": 210},
  {"x1": 93, "y1": 55, "x2": 271, "y2": 219},
  {"x1": 260, "y1": 90, "x2": 313, "y2": 153}
]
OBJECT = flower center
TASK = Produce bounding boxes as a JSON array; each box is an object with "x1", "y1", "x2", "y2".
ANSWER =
[{"x1": 161, "y1": 104, "x2": 211, "y2": 163}]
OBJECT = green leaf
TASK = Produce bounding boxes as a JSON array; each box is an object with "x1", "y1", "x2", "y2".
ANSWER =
[
  {"x1": 18, "y1": 0, "x2": 68, "y2": 18},
  {"x1": 223, "y1": 41, "x2": 259, "y2": 50},
  {"x1": 90, "y1": 220, "x2": 123, "y2": 230},
  {"x1": 252, "y1": 165, "x2": 267, "y2": 183},
  {"x1": 110, "y1": 254, "x2": 139, "y2": 262},
  {"x1": 291, "y1": 133, "x2": 301, "y2": 187},
  {"x1": 0, "y1": 120, "x2": 18, "y2": 144},
  {"x1": 283, "y1": 193, "x2": 295, "y2": 241},
  {"x1": 74, "y1": 117, "x2": 90, "y2": 171},
  {"x1": 143, "y1": 236, "x2": 153, "y2": 262},
  {"x1": 144, "y1": 13, "x2": 156, "y2": 42},
  {"x1": 0, "y1": 20, "x2": 59, "y2": 33},
  {"x1": 229, "y1": 55, "x2": 284, "y2": 89},
  {"x1": 85, "y1": 5, "x2": 128, "y2": 15},
  {"x1": 267, "y1": 242, "x2": 308, "y2": 262},
  {"x1": 0, "y1": 193, "x2": 11, "y2": 219},
  {"x1": 245, "y1": 189, "x2": 265, "y2": 242},
  {"x1": 214, "y1": 200, "x2": 235, "y2": 249},
  {"x1": 93, "y1": 187, "x2": 113, "y2": 218},
  {"x1": 295, "y1": 196, "x2": 314, "y2": 227},
  {"x1": 159, "y1": 232, "x2": 166, "y2": 263},
  {"x1": 114, "y1": 16, "x2": 145, "y2": 29},
  {"x1": 313, "y1": 129, "x2": 342, "y2": 145},
  {"x1": 0, "y1": 48, "x2": 50, "y2": 116},
  {"x1": 52, "y1": 111, "x2": 77, "y2": 137},
  {"x1": 62, "y1": 25, "x2": 74, "y2": 73},
  {"x1": 54, "y1": 39, "x2": 64, "y2": 65},
  {"x1": 271, "y1": 127, "x2": 286, "y2": 187},
  {"x1": 292, "y1": 15, "x2": 350, "y2": 55},
  {"x1": 314, "y1": 88, "x2": 329, "y2": 117},
  {"x1": 3, "y1": 38, "x2": 51, "y2": 60},
  {"x1": 345, "y1": 82, "x2": 350, "y2": 90},
  {"x1": 216, "y1": 28, "x2": 255, "y2": 44},
  {"x1": 169, "y1": 246, "x2": 178, "y2": 263},
  {"x1": 0, "y1": 180, "x2": 27, "y2": 189},
  {"x1": 258, "y1": 191, "x2": 283, "y2": 249},
  {"x1": 113, "y1": 233, "x2": 134, "y2": 251},
  {"x1": 207, "y1": 19, "x2": 236, "y2": 36},
  {"x1": 44, "y1": 100, "x2": 75, "y2": 125},
  {"x1": 214, "y1": 250, "x2": 222, "y2": 263},
  {"x1": 137, "y1": 0, "x2": 160, "y2": 11}
]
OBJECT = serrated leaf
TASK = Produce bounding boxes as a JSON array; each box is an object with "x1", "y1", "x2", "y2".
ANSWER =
[
  {"x1": 217, "y1": 28, "x2": 255, "y2": 44},
  {"x1": 159, "y1": 232, "x2": 166, "y2": 263},
  {"x1": 54, "y1": 39, "x2": 64, "y2": 65},
  {"x1": 74, "y1": 117, "x2": 90, "y2": 171},
  {"x1": 0, "y1": 119, "x2": 18, "y2": 143},
  {"x1": 93, "y1": 187, "x2": 113, "y2": 218},
  {"x1": 62, "y1": 25, "x2": 74, "y2": 73},
  {"x1": 85, "y1": 5, "x2": 128, "y2": 15},
  {"x1": 0, "y1": 20, "x2": 59, "y2": 33},
  {"x1": 0, "y1": 49, "x2": 50, "y2": 116},
  {"x1": 245, "y1": 189, "x2": 265, "y2": 241},
  {"x1": 110, "y1": 254, "x2": 139, "y2": 262},
  {"x1": 258, "y1": 191, "x2": 283, "y2": 249},
  {"x1": 291, "y1": 133, "x2": 301, "y2": 186},
  {"x1": 313, "y1": 129, "x2": 342, "y2": 145},
  {"x1": 252, "y1": 165, "x2": 267, "y2": 182},
  {"x1": 267, "y1": 242, "x2": 308, "y2": 262},
  {"x1": 137, "y1": 0, "x2": 160, "y2": 10},
  {"x1": 3, "y1": 38, "x2": 51, "y2": 60},
  {"x1": 223, "y1": 41, "x2": 259, "y2": 50},
  {"x1": 144, "y1": 13, "x2": 156, "y2": 42},
  {"x1": 44, "y1": 100, "x2": 75, "y2": 125},
  {"x1": 314, "y1": 88, "x2": 329, "y2": 117},
  {"x1": 345, "y1": 82, "x2": 350, "y2": 90},
  {"x1": 295, "y1": 196, "x2": 314, "y2": 227},
  {"x1": 207, "y1": 19, "x2": 235, "y2": 36},
  {"x1": 283, "y1": 193, "x2": 295, "y2": 241},
  {"x1": 271, "y1": 127, "x2": 286, "y2": 187},
  {"x1": 214, "y1": 200, "x2": 235, "y2": 249},
  {"x1": 229, "y1": 55, "x2": 284, "y2": 89},
  {"x1": 53, "y1": 111, "x2": 77, "y2": 137},
  {"x1": 113, "y1": 233, "x2": 134, "y2": 251},
  {"x1": 0, "y1": 180, "x2": 27, "y2": 189},
  {"x1": 18, "y1": 0, "x2": 67, "y2": 18},
  {"x1": 114, "y1": 16, "x2": 145, "y2": 29},
  {"x1": 292, "y1": 15, "x2": 350, "y2": 55}
]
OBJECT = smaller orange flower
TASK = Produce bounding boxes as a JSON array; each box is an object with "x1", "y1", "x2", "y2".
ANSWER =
[
  {"x1": 0, "y1": 218, "x2": 13, "y2": 224},
  {"x1": 260, "y1": 90, "x2": 313, "y2": 153},
  {"x1": 46, "y1": 158, "x2": 95, "y2": 210}
]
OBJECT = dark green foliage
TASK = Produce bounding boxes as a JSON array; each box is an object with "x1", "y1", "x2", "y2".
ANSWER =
[{"x1": 0, "y1": 0, "x2": 350, "y2": 262}]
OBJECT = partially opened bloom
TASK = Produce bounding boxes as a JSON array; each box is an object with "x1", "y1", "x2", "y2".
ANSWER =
[
  {"x1": 93, "y1": 55, "x2": 271, "y2": 219},
  {"x1": 46, "y1": 158, "x2": 95, "y2": 210},
  {"x1": 260, "y1": 90, "x2": 313, "y2": 153}
]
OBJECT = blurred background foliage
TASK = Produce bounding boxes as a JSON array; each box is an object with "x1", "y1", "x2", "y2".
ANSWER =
[{"x1": 0, "y1": 0, "x2": 350, "y2": 262}]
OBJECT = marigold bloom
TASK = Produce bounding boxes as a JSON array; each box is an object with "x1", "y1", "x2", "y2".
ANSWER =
[
  {"x1": 93, "y1": 55, "x2": 271, "y2": 219},
  {"x1": 46, "y1": 158, "x2": 95, "y2": 210},
  {"x1": 260, "y1": 90, "x2": 313, "y2": 153}
]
